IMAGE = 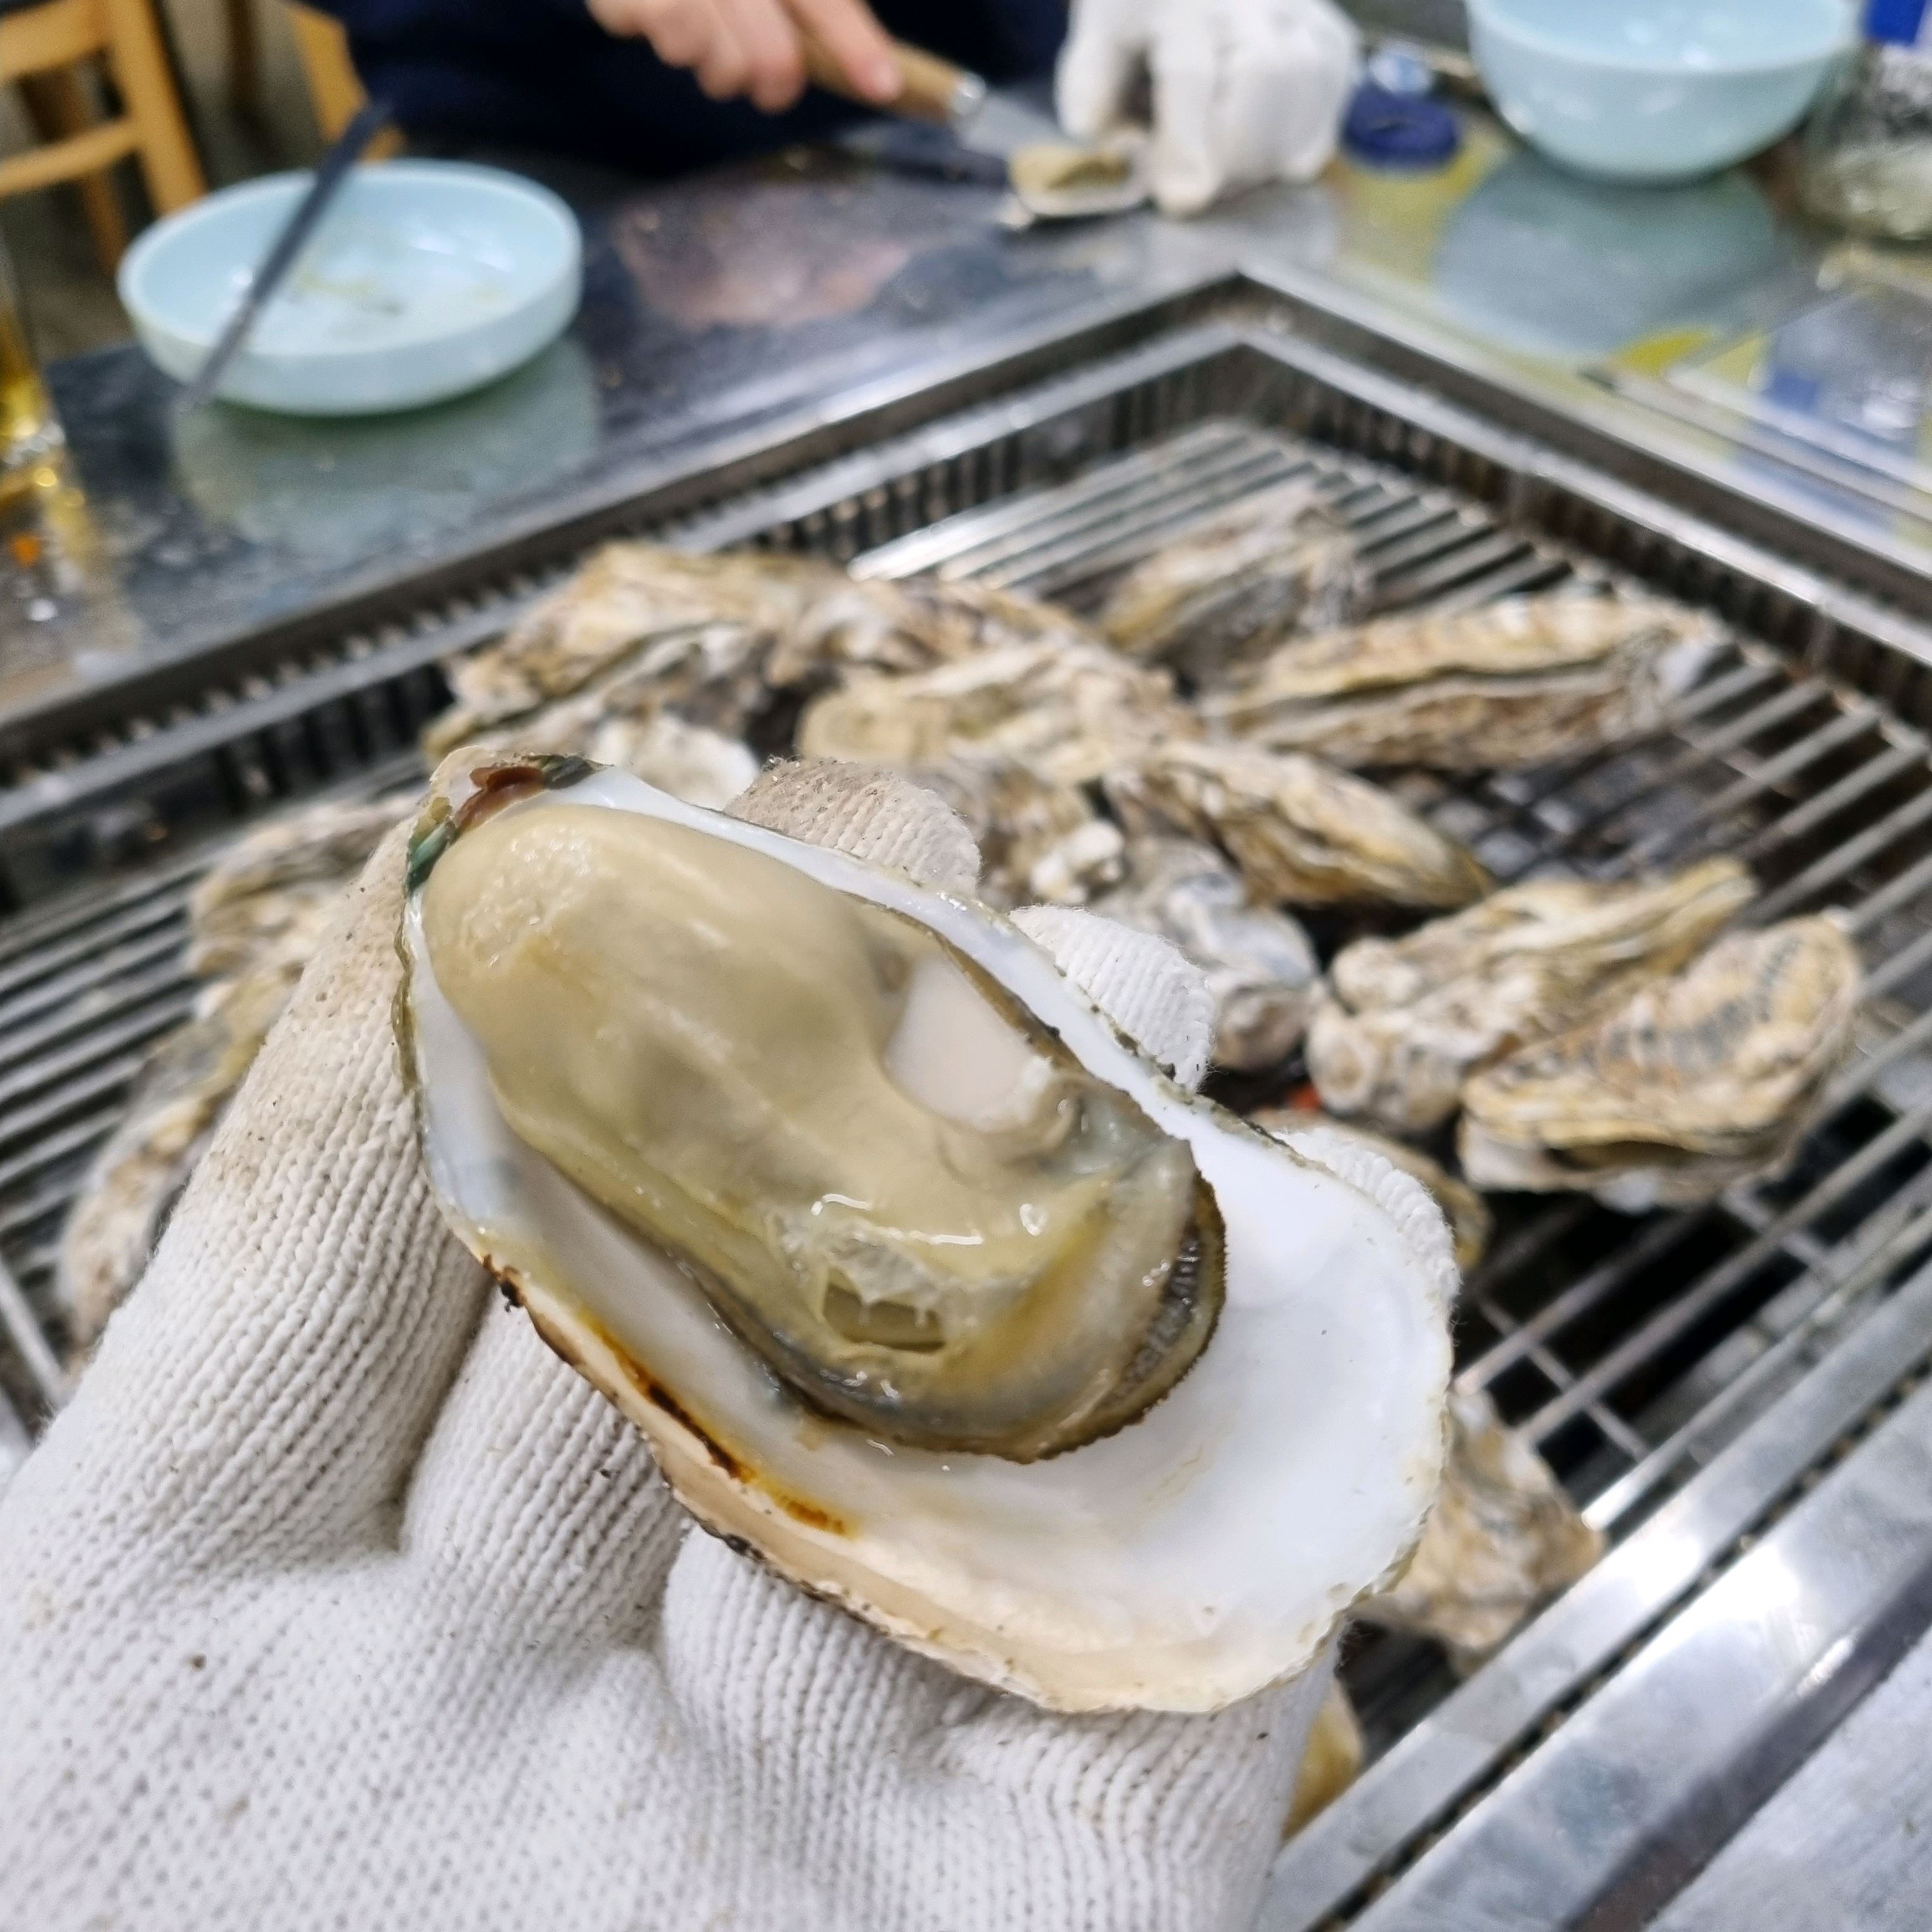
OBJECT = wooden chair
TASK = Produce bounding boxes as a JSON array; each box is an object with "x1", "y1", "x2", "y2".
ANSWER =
[
  {"x1": 0, "y1": 0, "x2": 206, "y2": 269},
  {"x1": 284, "y1": 1, "x2": 401, "y2": 154}
]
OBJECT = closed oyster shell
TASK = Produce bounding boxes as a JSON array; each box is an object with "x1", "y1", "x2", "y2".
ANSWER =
[
  {"x1": 425, "y1": 544, "x2": 1069, "y2": 755},
  {"x1": 1092, "y1": 838, "x2": 1319, "y2": 1072},
  {"x1": 1308, "y1": 857, "x2": 1756, "y2": 1135},
  {"x1": 1460, "y1": 916, "x2": 1861, "y2": 1211},
  {"x1": 1102, "y1": 742, "x2": 1491, "y2": 911},
  {"x1": 798, "y1": 640, "x2": 1199, "y2": 785},
  {"x1": 400, "y1": 751, "x2": 1455, "y2": 1712},
  {"x1": 1098, "y1": 480, "x2": 1367, "y2": 683},
  {"x1": 1254, "y1": 1109, "x2": 1490, "y2": 1274},
  {"x1": 1203, "y1": 592, "x2": 1722, "y2": 770},
  {"x1": 1356, "y1": 1387, "x2": 1604, "y2": 1671},
  {"x1": 910, "y1": 758, "x2": 1124, "y2": 908}
]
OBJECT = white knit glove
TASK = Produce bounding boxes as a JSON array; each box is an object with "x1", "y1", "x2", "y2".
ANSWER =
[
  {"x1": 0, "y1": 762, "x2": 1327, "y2": 1932},
  {"x1": 1057, "y1": 0, "x2": 1360, "y2": 216}
]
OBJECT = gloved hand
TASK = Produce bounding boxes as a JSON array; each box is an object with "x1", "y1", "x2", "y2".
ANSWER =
[
  {"x1": 1057, "y1": 0, "x2": 1361, "y2": 217},
  {"x1": 0, "y1": 760, "x2": 1327, "y2": 1932}
]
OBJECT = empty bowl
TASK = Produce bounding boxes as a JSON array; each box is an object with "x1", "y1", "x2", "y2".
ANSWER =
[
  {"x1": 119, "y1": 161, "x2": 583, "y2": 416},
  {"x1": 1468, "y1": 0, "x2": 1854, "y2": 184}
]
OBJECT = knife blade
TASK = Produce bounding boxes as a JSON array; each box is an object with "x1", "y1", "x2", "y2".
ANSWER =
[{"x1": 175, "y1": 98, "x2": 394, "y2": 416}]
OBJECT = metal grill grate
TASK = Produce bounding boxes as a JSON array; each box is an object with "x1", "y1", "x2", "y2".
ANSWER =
[{"x1": 6, "y1": 326, "x2": 1932, "y2": 1905}]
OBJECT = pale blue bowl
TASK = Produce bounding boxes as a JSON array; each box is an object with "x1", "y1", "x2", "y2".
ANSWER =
[
  {"x1": 119, "y1": 161, "x2": 582, "y2": 416},
  {"x1": 1469, "y1": 0, "x2": 1854, "y2": 183}
]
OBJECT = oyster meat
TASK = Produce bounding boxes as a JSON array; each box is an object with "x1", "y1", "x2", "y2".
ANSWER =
[
  {"x1": 797, "y1": 640, "x2": 1199, "y2": 786},
  {"x1": 911, "y1": 758, "x2": 1124, "y2": 908},
  {"x1": 1308, "y1": 857, "x2": 1756, "y2": 1135},
  {"x1": 1098, "y1": 480, "x2": 1366, "y2": 684},
  {"x1": 401, "y1": 752, "x2": 1453, "y2": 1712},
  {"x1": 1356, "y1": 1387, "x2": 1604, "y2": 1671},
  {"x1": 1254, "y1": 1108, "x2": 1491, "y2": 1274},
  {"x1": 1202, "y1": 592, "x2": 1722, "y2": 770},
  {"x1": 1460, "y1": 916, "x2": 1862, "y2": 1211},
  {"x1": 1102, "y1": 742, "x2": 1491, "y2": 911},
  {"x1": 1091, "y1": 838, "x2": 1319, "y2": 1073}
]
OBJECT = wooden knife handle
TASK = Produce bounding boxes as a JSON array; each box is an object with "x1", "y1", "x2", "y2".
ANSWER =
[{"x1": 800, "y1": 30, "x2": 985, "y2": 125}]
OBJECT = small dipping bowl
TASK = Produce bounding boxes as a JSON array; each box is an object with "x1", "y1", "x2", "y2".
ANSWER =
[
  {"x1": 1468, "y1": 0, "x2": 1853, "y2": 184},
  {"x1": 119, "y1": 161, "x2": 583, "y2": 415}
]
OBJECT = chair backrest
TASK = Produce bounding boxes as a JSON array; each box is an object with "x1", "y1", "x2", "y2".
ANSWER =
[{"x1": 284, "y1": 2, "x2": 402, "y2": 154}]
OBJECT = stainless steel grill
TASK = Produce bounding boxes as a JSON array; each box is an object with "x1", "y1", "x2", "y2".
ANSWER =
[{"x1": 7, "y1": 315, "x2": 1932, "y2": 1922}]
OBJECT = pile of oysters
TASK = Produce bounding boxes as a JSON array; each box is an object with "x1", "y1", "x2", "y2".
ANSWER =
[{"x1": 57, "y1": 473, "x2": 1865, "y2": 1745}]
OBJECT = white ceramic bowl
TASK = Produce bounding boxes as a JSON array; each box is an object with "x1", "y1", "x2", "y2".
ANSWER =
[
  {"x1": 1469, "y1": 0, "x2": 1854, "y2": 184},
  {"x1": 119, "y1": 162, "x2": 583, "y2": 416}
]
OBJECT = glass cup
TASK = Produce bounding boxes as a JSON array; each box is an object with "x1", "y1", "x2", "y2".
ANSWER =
[{"x1": 1, "y1": 233, "x2": 63, "y2": 512}]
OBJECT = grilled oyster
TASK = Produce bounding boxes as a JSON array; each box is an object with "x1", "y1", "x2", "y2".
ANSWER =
[
  {"x1": 1308, "y1": 857, "x2": 1756, "y2": 1135},
  {"x1": 1102, "y1": 742, "x2": 1491, "y2": 911},
  {"x1": 797, "y1": 640, "x2": 1199, "y2": 785},
  {"x1": 1098, "y1": 481, "x2": 1366, "y2": 684},
  {"x1": 1460, "y1": 917, "x2": 1860, "y2": 1211},
  {"x1": 1356, "y1": 1387, "x2": 1604, "y2": 1671},
  {"x1": 1203, "y1": 592, "x2": 1722, "y2": 770},
  {"x1": 1254, "y1": 1108, "x2": 1490, "y2": 1273},
  {"x1": 911, "y1": 758, "x2": 1124, "y2": 908},
  {"x1": 1091, "y1": 838, "x2": 1319, "y2": 1072},
  {"x1": 425, "y1": 547, "x2": 817, "y2": 752},
  {"x1": 57, "y1": 970, "x2": 296, "y2": 1355},
  {"x1": 425, "y1": 543, "x2": 1087, "y2": 755},
  {"x1": 401, "y1": 750, "x2": 1453, "y2": 1711}
]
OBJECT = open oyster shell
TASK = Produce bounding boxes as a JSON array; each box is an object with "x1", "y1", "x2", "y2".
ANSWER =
[
  {"x1": 399, "y1": 751, "x2": 1453, "y2": 1712},
  {"x1": 1103, "y1": 742, "x2": 1490, "y2": 912},
  {"x1": 1091, "y1": 838, "x2": 1319, "y2": 1073},
  {"x1": 1460, "y1": 916, "x2": 1861, "y2": 1211},
  {"x1": 1202, "y1": 592, "x2": 1722, "y2": 770},
  {"x1": 1308, "y1": 857, "x2": 1756, "y2": 1135},
  {"x1": 1098, "y1": 480, "x2": 1367, "y2": 684},
  {"x1": 1254, "y1": 1109, "x2": 1490, "y2": 1275}
]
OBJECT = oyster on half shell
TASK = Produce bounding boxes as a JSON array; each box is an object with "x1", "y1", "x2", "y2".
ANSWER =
[
  {"x1": 1460, "y1": 916, "x2": 1861, "y2": 1211},
  {"x1": 1253, "y1": 1108, "x2": 1490, "y2": 1275},
  {"x1": 1103, "y1": 742, "x2": 1490, "y2": 912},
  {"x1": 1308, "y1": 857, "x2": 1756, "y2": 1135},
  {"x1": 1098, "y1": 480, "x2": 1366, "y2": 684},
  {"x1": 399, "y1": 751, "x2": 1453, "y2": 1712},
  {"x1": 1202, "y1": 592, "x2": 1722, "y2": 770}
]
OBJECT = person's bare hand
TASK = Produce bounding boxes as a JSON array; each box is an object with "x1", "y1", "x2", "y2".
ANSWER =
[{"x1": 584, "y1": 0, "x2": 901, "y2": 112}]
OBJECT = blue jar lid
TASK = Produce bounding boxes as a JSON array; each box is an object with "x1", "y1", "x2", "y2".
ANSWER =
[
  {"x1": 1867, "y1": 0, "x2": 1928, "y2": 45},
  {"x1": 1342, "y1": 83, "x2": 1460, "y2": 169}
]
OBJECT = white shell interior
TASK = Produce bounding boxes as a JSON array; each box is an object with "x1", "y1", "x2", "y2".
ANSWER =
[{"x1": 404, "y1": 768, "x2": 1452, "y2": 1711}]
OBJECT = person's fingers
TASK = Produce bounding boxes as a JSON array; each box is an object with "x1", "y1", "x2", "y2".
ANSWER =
[
  {"x1": 1055, "y1": 0, "x2": 1140, "y2": 139},
  {"x1": 12, "y1": 820, "x2": 494, "y2": 1568},
  {"x1": 403, "y1": 1303, "x2": 687, "y2": 1647},
  {"x1": 691, "y1": 0, "x2": 751, "y2": 100},
  {"x1": 784, "y1": 0, "x2": 900, "y2": 104},
  {"x1": 1010, "y1": 905, "x2": 1215, "y2": 1089},
  {"x1": 728, "y1": 759, "x2": 981, "y2": 894},
  {"x1": 721, "y1": 0, "x2": 807, "y2": 109},
  {"x1": 1145, "y1": 25, "x2": 1225, "y2": 217}
]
